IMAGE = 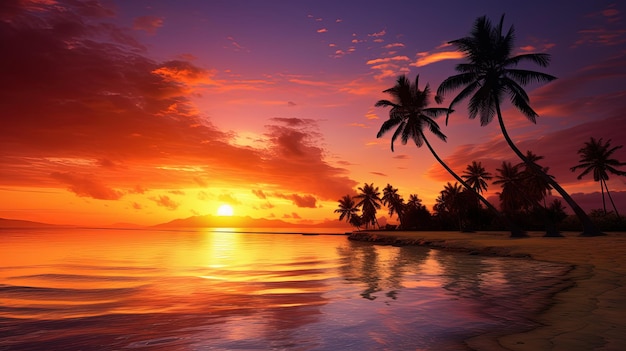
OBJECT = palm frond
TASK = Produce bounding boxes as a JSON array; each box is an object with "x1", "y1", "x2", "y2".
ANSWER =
[
  {"x1": 376, "y1": 118, "x2": 402, "y2": 138},
  {"x1": 506, "y1": 69, "x2": 556, "y2": 85},
  {"x1": 506, "y1": 53, "x2": 552, "y2": 68}
]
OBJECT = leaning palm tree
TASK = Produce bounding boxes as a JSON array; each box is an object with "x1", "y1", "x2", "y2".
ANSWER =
[
  {"x1": 376, "y1": 74, "x2": 525, "y2": 236},
  {"x1": 436, "y1": 15, "x2": 602, "y2": 236},
  {"x1": 571, "y1": 137, "x2": 626, "y2": 217},
  {"x1": 335, "y1": 194, "x2": 360, "y2": 228},
  {"x1": 354, "y1": 183, "x2": 382, "y2": 229}
]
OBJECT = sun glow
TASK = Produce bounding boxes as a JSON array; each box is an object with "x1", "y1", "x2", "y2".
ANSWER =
[{"x1": 216, "y1": 204, "x2": 234, "y2": 216}]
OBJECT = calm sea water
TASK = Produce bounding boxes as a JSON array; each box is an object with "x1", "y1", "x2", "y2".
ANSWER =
[{"x1": 0, "y1": 228, "x2": 572, "y2": 351}]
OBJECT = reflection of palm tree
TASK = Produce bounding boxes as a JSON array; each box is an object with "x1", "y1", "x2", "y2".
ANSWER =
[
  {"x1": 335, "y1": 195, "x2": 360, "y2": 228},
  {"x1": 436, "y1": 15, "x2": 601, "y2": 236},
  {"x1": 382, "y1": 184, "x2": 405, "y2": 226},
  {"x1": 376, "y1": 74, "x2": 522, "y2": 235},
  {"x1": 571, "y1": 137, "x2": 626, "y2": 217},
  {"x1": 355, "y1": 183, "x2": 382, "y2": 229}
]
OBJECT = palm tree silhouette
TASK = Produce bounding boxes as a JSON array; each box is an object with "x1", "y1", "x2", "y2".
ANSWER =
[
  {"x1": 376, "y1": 74, "x2": 524, "y2": 236},
  {"x1": 571, "y1": 137, "x2": 626, "y2": 218},
  {"x1": 382, "y1": 184, "x2": 405, "y2": 227},
  {"x1": 335, "y1": 194, "x2": 360, "y2": 228},
  {"x1": 462, "y1": 161, "x2": 492, "y2": 194},
  {"x1": 354, "y1": 183, "x2": 382, "y2": 229},
  {"x1": 436, "y1": 15, "x2": 602, "y2": 236},
  {"x1": 518, "y1": 151, "x2": 553, "y2": 209},
  {"x1": 440, "y1": 182, "x2": 465, "y2": 231},
  {"x1": 493, "y1": 161, "x2": 527, "y2": 214}
]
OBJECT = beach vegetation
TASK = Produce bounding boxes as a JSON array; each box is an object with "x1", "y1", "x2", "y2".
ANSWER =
[
  {"x1": 436, "y1": 14, "x2": 602, "y2": 236},
  {"x1": 570, "y1": 137, "x2": 626, "y2": 218},
  {"x1": 375, "y1": 74, "x2": 523, "y2": 236},
  {"x1": 354, "y1": 183, "x2": 383, "y2": 229}
]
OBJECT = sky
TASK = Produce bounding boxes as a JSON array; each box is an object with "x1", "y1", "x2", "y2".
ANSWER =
[{"x1": 1, "y1": 0, "x2": 625, "y2": 226}]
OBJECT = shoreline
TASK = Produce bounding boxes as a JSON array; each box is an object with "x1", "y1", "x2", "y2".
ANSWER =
[{"x1": 348, "y1": 230, "x2": 626, "y2": 351}]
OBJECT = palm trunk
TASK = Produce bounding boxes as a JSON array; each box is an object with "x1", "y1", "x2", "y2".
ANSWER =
[
  {"x1": 495, "y1": 103, "x2": 604, "y2": 236},
  {"x1": 604, "y1": 180, "x2": 621, "y2": 218},
  {"x1": 601, "y1": 180, "x2": 607, "y2": 214},
  {"x1": 421, "y1": 133, "x2": 526, "y2": 237}
]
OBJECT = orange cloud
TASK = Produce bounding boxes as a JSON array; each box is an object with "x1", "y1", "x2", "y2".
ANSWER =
[
  {"x1": 411, "y1": 51, "x2": 464, "y2": 67},
  {"x1": 151, "y1": 195, "x2": 179, "y2": 210},
  {"x1": 0, "y1": 3, "x2": 358, "y2": 205},
  {"x1": 50, "y1": 172, "x2": 123, "y2": 200}
]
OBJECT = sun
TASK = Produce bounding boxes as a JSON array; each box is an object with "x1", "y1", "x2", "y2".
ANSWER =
[{"x1": 216, "y1": 204, "x2": 234, "y2": 216}]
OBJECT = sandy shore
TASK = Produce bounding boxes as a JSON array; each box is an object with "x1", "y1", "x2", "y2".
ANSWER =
[{"x1": 349, "y1": 230, "x2": 626, "y2": 351}]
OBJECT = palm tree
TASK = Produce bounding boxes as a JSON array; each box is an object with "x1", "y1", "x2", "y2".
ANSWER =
[
  {"x1": 382, "y1": 184, "x2": 405, "y2": 226},
  {"x1": 462, "y1": 161, "x2": 492, "y2": 208},
  {"x1": 571, "y1": 137, "x2": 626, "y2": 217},
  {"x1": 354, "y1": 183, "x2": 382, "y2": 229},
  {"x1": 440, "y1": 182, "x2": 465, "y2": 230},
  {"x1": 335, "y1": 194, "x2": 360, "y2": 228},
  {"x1": 518, "y1": 151, "x2": 552, "y2": 208},
  {"x1": 436, "y1": 15, "x2": 602, "y2": 236},
  {"x1": 406, "y1": 194, "x2": 423, "y2": 209},
  {"x1": 376, "y1": 74, "x2": 524, "y2": 236},
  {"x1": 493, "y1": 161, "x2": 528, "y2": 214}
]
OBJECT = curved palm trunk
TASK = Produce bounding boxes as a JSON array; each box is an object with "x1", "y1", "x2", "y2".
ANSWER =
[
  {"x1": 421, "y1": 133, "x2": 526, "y2": 237},
  {"x1": 495, "y1": 103, "x2": 604, "y2": 236}
]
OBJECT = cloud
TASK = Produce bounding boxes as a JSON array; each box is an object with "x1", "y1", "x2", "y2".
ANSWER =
[
  {"x1": 274, "y1": 192, "x2": 318, "y2": 208},
  {"x1": 218, "y1": 193, "x2": 240, "y2": 204},
  {"x1": 317, "y1": 28, "x2": 327, "y2": 33},
  {"x1": 411, "y1": 51, "x2": 464, "y2": 67},
  {"x1": 133, "y1": 16, "x2": 164, "y2": 34},
  {"x1": 152, "y1": 60, "x2": 217, "y2": 86},
  {"x1": 50, "y1": 172, "x2": 123, "y2": 200},
  {"x1": 151, "y1": 195, "x2": 179, "y2": 210},
  {"x1": 0, "y1": 2, "x2": 359, "y2": 203},
  {"x1": 252, "y1": 189, "x2": 267, "y2": 199},
  {"x1": 367, "y1": 56, "x2": 411, "y2": 80},
  {"x1": 290, "y1": 194, "x2": 317, "y2": 208}
]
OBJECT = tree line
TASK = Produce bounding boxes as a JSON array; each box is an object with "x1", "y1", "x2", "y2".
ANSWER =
[{"x1": 335, "y1": 15, "x2": 625, "y2": 236}]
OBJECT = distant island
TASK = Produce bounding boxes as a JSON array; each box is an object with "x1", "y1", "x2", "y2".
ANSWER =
[
  {"x1": 0, "y1": 218, "x2": 63, "y2": 228},
  {"x1": 151, "y1": 214, "x2": 349, "y2": 229},
  {"x1": 0, "y1": 216, "x2": 350, "y2": 230}
]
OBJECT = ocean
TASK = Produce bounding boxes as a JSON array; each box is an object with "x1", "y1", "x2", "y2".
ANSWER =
[{"x1": 0, "y1": 228, "x2": 572, "y2": 350}]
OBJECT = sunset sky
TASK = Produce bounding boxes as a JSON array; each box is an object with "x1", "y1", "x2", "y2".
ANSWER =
[{"x1": 1, "y1": 0, "x2": 625, "y2": 226}]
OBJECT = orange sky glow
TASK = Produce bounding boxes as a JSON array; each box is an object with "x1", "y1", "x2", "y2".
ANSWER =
[{"x1": 1, "y1": 1, "x2": 625, "y2": 226}]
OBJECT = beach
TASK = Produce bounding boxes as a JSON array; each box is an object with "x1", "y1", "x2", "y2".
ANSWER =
[{"x1": 349, "y1": 230, "x2": 626, "y2": 351}]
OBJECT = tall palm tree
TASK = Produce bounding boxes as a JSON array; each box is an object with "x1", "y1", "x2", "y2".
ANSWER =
[
  {"x1": 335, "y1": 194, "x2": 359, "y2": 228},
  {"x1": 354, "y1": 183, "x2": 382, "y2": 229},
  {"x1": 376, "y1": 74, "x2": 524, "y2": 236},
  {"x1": 571, "y1": 137, "x2": 626, "y2": 217},
  {"x1": 382, "y1": 184, "x2": 405, "y2": 227},
  {"x1": 436, "y1": 15, "x2": 602, "y2": 236}
]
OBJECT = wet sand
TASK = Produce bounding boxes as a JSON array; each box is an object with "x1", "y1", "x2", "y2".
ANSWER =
[{"x1": 349, "y1": 231, "x2": 626, "y2": 351}]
